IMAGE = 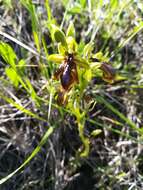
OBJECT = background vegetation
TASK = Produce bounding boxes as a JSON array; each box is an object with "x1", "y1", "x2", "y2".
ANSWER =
[{"x1": 0, "y1": 0, "x2": 143, "y2": 189}]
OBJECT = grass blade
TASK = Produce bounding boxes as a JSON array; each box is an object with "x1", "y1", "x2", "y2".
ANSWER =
[
  {"x1": 118, "y1": 21, "x2": 143, "y2": 49},
  {"x1": 0, "y1": 126, "x2": 54, "y2": 185},
  {"x1": 0, "y1": 93, "x2": 46, "y2": 122},
  {"x1": 0, "y1": 31, "x2": 39, "y2": 56},
  {"x1": 95, "y1": 95, "x2": 142, "y2": 134}
]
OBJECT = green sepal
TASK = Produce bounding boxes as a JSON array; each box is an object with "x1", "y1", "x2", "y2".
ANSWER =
[
  {"x1": 66, "y1": 36, "x2": 78, "y2": 53},
  {"x1": 74, "y1": 55, "x2": 89, "y2": 69},
  {"x1": 90, "y1": 62, "x2": 101, "y2": 69},
  {"x1": 58, "y1": 43, "x2": 67, "y2": 55},
  {"x1": 114, "y1": 74, "x2": 126, "y2": 81},
  {"x1": 48, "y1": 54, "x2": 65, "y2": 63},
  {"x1": 92, "y1": 52, "x2": 109, "y2": 62},
  {"x1": 83, "y1": 68, "x2": 92, "y2": 82}
]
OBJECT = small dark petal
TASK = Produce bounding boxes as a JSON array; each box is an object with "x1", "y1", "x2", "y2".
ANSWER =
[
  {"x1": 73, "y1": 66, "x2": 79, "y2": 83},
  {"x1": 101, "y1": 62, "x2": 116, "y2": 76},
  {"x1": 53, "y1": 64, "x2": 64, "y2": 80},
  {"x1": 57, "y1": 90, "x2": 68, "y2": 106},
  {"x1": 100, "y1": 62, "x2": 116, "y2": 82}
]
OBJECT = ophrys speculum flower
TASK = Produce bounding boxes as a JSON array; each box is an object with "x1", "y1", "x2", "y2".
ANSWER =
[
  {"x1": 48, "y1": 24, "x2": 89, "y2": 105},
  {"x1": 53, "y1": 53, "x2": 79, "y2": 91},
  {"x1": 48, "y1": 24, "x2": 117, "y2": 105}
]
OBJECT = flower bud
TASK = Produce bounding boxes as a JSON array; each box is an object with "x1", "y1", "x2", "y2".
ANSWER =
[
  {"x1": 100, "y1": 62, "x2": 116, "y2": 83},
  {"x1": 51, "y1": 24, "x2": 67, "y2": 47}
]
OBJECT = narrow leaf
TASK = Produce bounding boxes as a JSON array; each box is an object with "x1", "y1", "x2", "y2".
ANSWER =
[{"x1": 0, "y1": 126, "x2": 54, "y2": 185}]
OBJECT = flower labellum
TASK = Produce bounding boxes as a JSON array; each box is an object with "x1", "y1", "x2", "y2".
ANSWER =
[
  {"x1": 100, "y1": 62, "x2": 116, "y2": 83},
  {"x1": 53, "y1": 53, "x2": 79, "y2": 105}
]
